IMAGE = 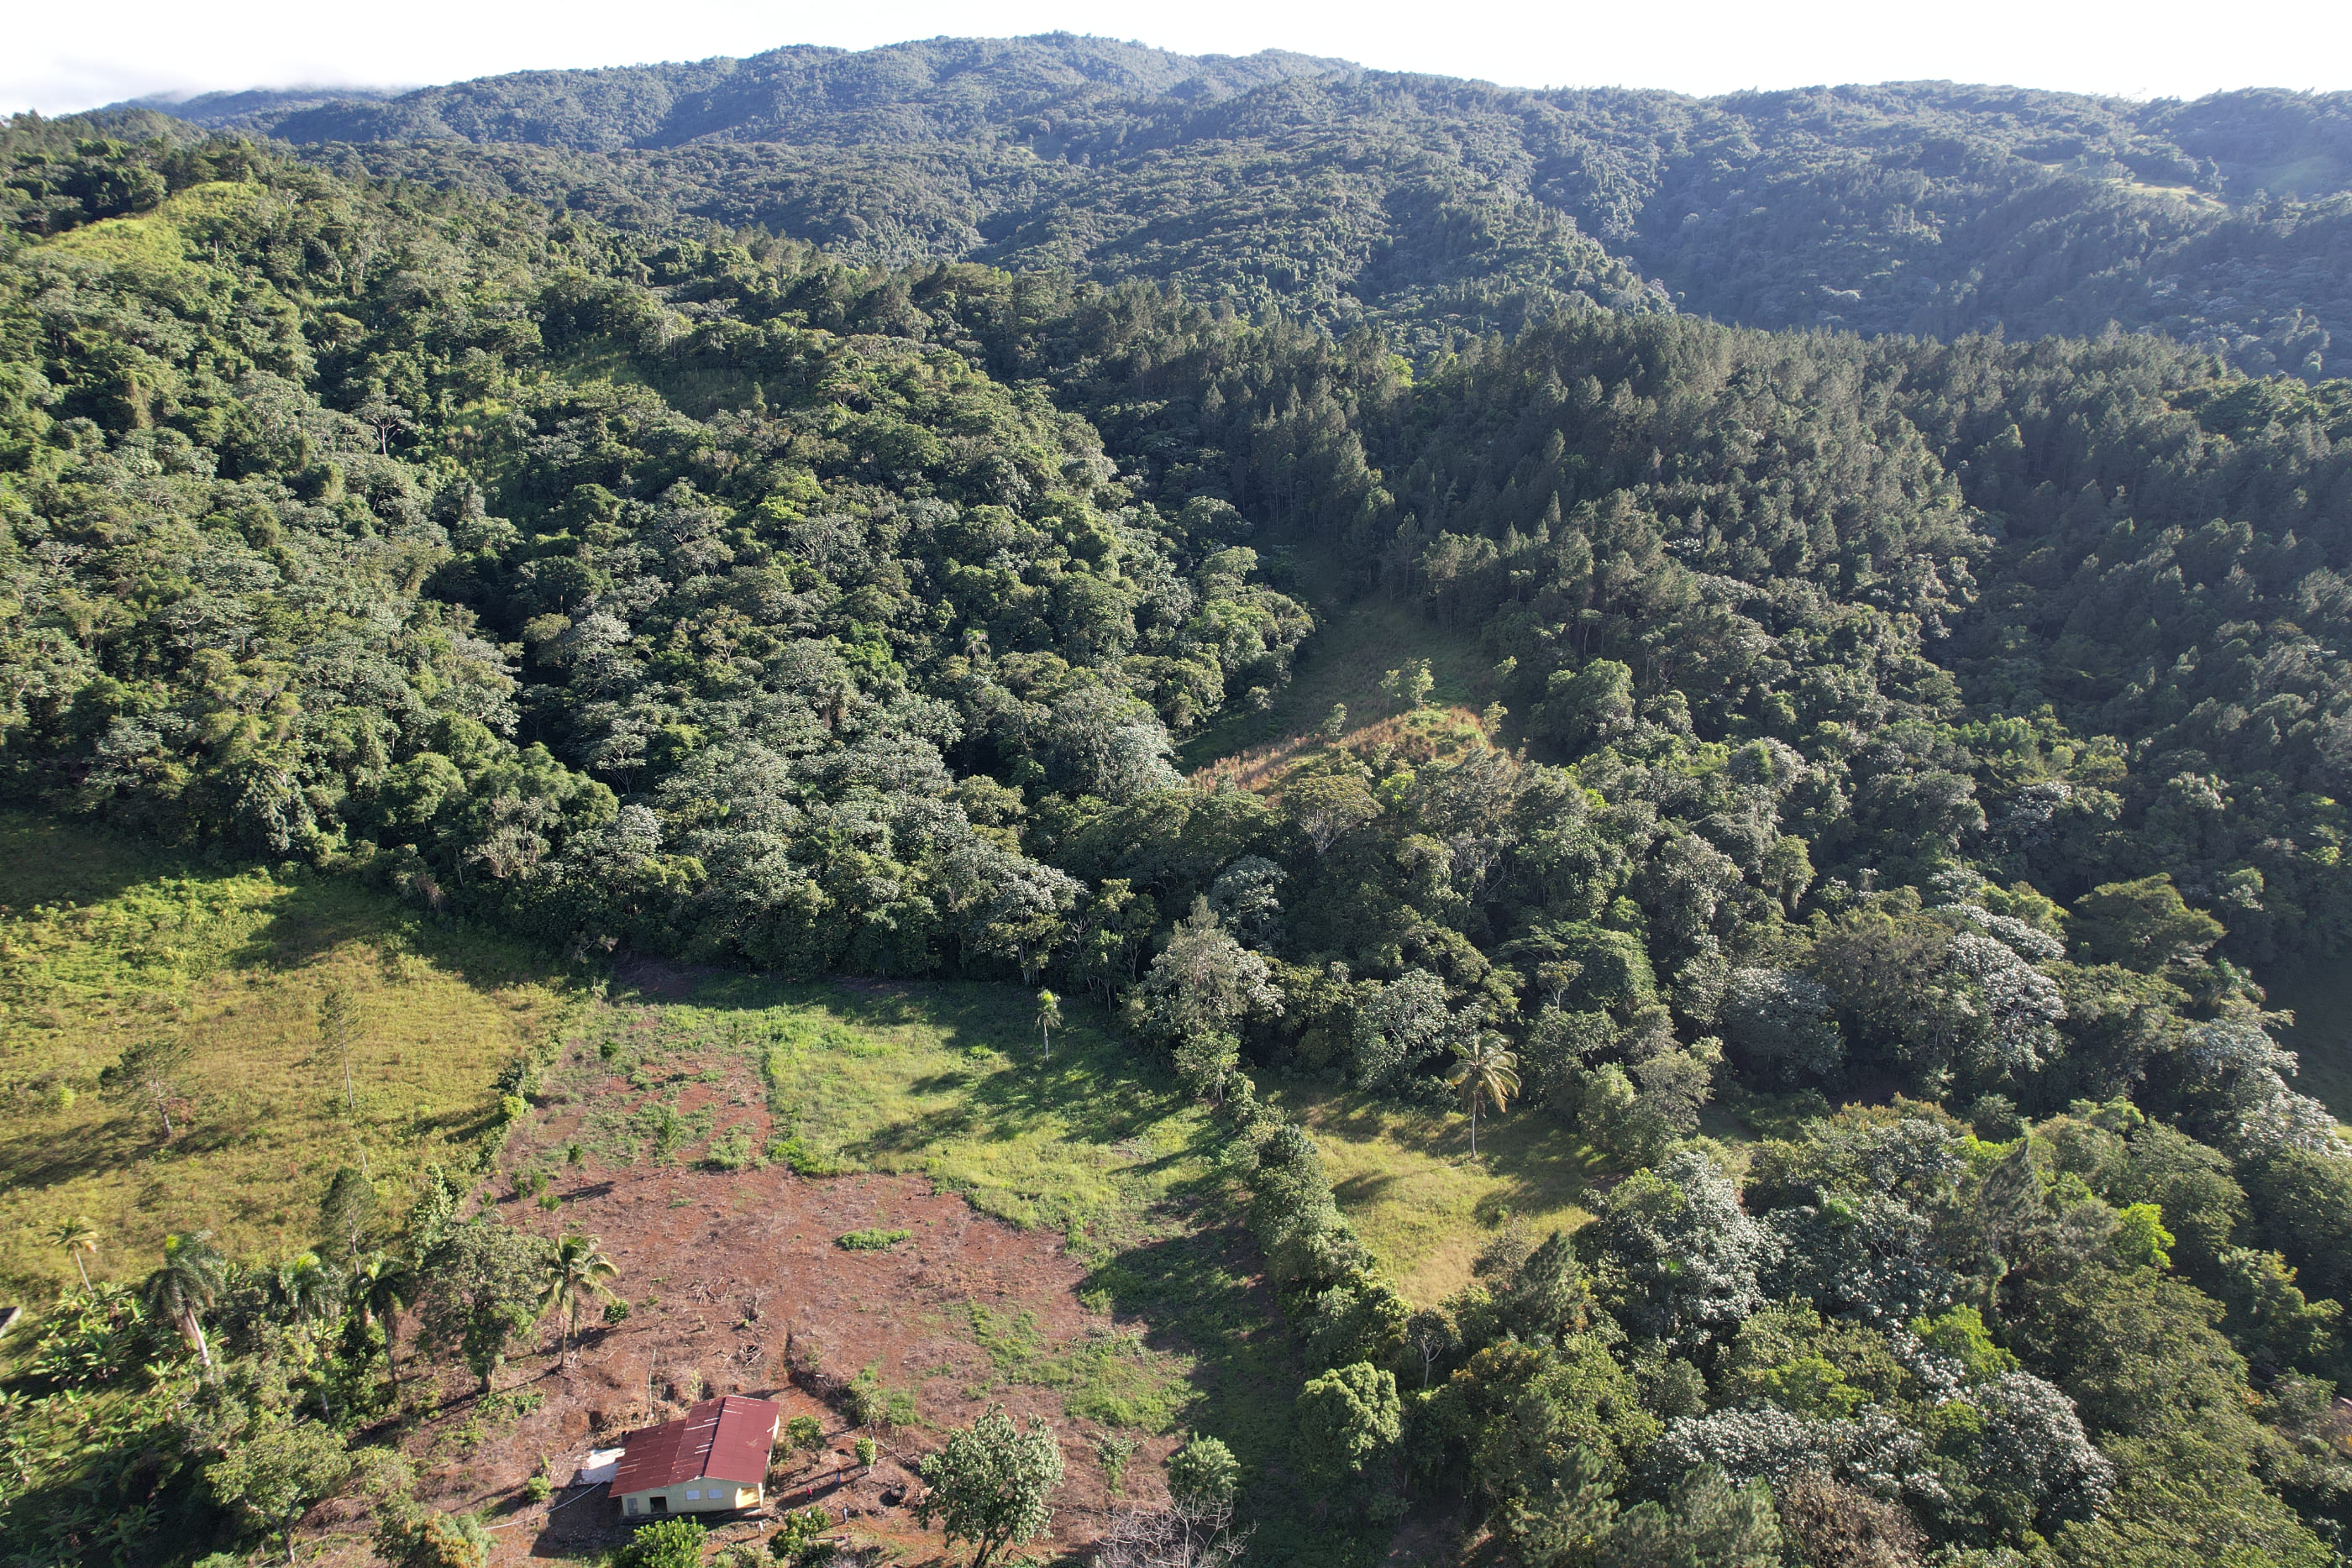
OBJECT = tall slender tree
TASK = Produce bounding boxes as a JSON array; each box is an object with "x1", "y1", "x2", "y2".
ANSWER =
[
  {"x1": 1034, "y1": 989, "x2": 1062, "y2": 1064},
  {"x1": 539, "y1": 1233, "x2": 619, "y2": 1357},
  {"x1": 145, "y1": 1231, "x2": 228, "y2": 1373},
  {"x1": 47, "y1": 1217, "x2": 98, "y2": 1293},
  {"x1": 102, "y1": 1036, "x2": 192, "y2": 1139},
  {"x1": 317, "y1": 986, "x2": 360, "y2": 1114},
  {"x1": 1447, "y1": 1036, "x2": 1520, "y2": 1156}
]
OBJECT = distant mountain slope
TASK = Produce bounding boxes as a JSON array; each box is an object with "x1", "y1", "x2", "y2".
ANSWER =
[
  {"x1": 97, "y1": 35, "x2": 2352, "y2": 374},
  {"x1": 123, "y1": 85, "x2": 405, "y2": 133},
  {"x1": 262, "y1": 34, "x2": 1352, "y2": 150}
]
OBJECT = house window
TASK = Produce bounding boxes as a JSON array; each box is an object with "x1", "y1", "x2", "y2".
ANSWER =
[
  {"x1": 685, "y1": 1490, "x2": 701, "y2": 1501},
  {"x1": 626, "y1": 1498, "x2": 639, "y2": 1515},
  {"x1": 650, "y1": 1496, "x2": 668, "y2": 1513}
]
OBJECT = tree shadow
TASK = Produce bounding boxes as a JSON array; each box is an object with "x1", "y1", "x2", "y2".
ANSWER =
[{"x1": 0, "y1": 812, "x2": 182, "y2": 909}]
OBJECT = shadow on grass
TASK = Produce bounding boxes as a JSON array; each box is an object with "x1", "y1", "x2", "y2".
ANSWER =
[{"x1": 0, "y1": 812, "x2": 179, "y2": 910}]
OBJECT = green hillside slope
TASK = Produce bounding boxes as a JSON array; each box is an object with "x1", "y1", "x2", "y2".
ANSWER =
[{"x1": 123, "y1": 35, "x2": 2350, "y2": 373}]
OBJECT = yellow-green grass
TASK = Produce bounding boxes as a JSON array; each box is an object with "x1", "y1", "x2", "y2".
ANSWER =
[
  {"x1": 1268, "y1": 1081, "x2": 1603, "y2": 1305},
  {"x1": 0, "y1": 814, "x2": 578, "y2": 1298},
  {"x1": 2267, "y1": 959, "x2": 2352, "y2": 1125},
  {"x1": 1179, "y1": 588, "x2": 1499, "y2": 769},
  {"x1": 40, "y1": 181, "x2": 269, "y2": 274},
  {"x1": 575, "y1": 975, "x2": 1216, "y2": 1254}
]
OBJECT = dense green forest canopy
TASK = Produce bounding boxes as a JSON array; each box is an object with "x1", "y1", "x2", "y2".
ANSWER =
[
  {"x1": 95, "y1": 34, "x2": 2352, "y2": 373},
  {"x1": 5, "y1": 78, "x2": 2352, "y2": 1568}
]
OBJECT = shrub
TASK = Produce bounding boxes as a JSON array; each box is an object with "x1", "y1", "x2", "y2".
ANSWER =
[
  {"x1": 835, "y1": 1229, "x2": 911, "y2": 1251},
  {"x1": 704, "y1": 1126, "x2": 756, "y2": 1171},
  {"x1": 770, "y1": 1136, "x2": 840, "y2": 1176},
  {"x1": 618, "y1": 1518, "x2": 706, "y2": 1568},
  {"x1": 769, "y1": 1506, "x2": 831, "y2": 1558},
  {"x1": 1166, "y1": 1435, "x2": 1239, "y2": 1508}
]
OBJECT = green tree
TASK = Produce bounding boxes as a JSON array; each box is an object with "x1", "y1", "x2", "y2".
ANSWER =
[
  {"x1": 1294, "y1": 1361, "x2": 1402, "y2": 1493},
  {"x1": 47, "y1": 1216, "x2": 98, "y2": 1293},
  {"x1": 2071, "y1": 877, "x2": 2226, "y2": 970},
  {"x1": 144, "y1": 1230, "x2": 228, "y2": 1372},
  {"x1": 207, "y1": 1420, "x2": 354, "y2": 1562},
  {"x1": 276, "y1": 1251, "x2": 339, "y2": 1332},
  {"x1": 354, "y1": 1251, "x2": 420, "y2": 1397},
  {"x1": 1593, "y1": 1466, "x2": 1781, "y2": 1568},
  {"x1": 2113, "y1": 1204, "x2": 2174, "y2": 1270},
  {"x1": 1166, "y1": 1435, "x2": 1239, "y2": 1510},
  {"x1": 616, "y1": 1518, "x2": 706, "y2": 1568},
  {"x1": 1284, "y1": 773, "x2": 1380, "y2": 855},
  {"x1": 1447, "y1": 1035, "x2": 1520, "y2": 1155},
  {"x1": 101, "y1": 1036, "x2": 192, "y2": 1138},
  {"x1": 417, "y1": 1219, "x2": 553, "y2": 1391},
  {"x1": 1539, "y1": 660, "x2": 1634, "y2": 752},
  {"x1": 375, "y1": 1504, "x2": 492, "y2": 1568},
  {"x1": 916, "y1": 1404, "x2": 1065, "y2": 1568},
  {"x1": 1139, "y1": 899, "x2": 1280, "y2": 1104},
  {"x1": 538, "y1": 1233, "x2": 619, "y2": 1357}
]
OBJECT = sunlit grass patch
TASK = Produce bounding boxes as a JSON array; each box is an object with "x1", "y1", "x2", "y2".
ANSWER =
[
  {"x1": 0, "y1": 814, "x2": 579, "y2": 1297},
  {"x1": 1270, "y1": 1080, "x2": 1601, "y2": 1305},
  {"x1": 1179, "y1": 587, "x2": 1499, "y2": 769}
]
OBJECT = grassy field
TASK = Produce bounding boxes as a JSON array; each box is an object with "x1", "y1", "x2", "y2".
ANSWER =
[
  {"x1": 0, "y1": 815, "x2": 580, "y2": 1298},
  {"x1": 1268, "y1": 1081, "x2": 1603, "y2": 1305},
  {"x1": 2267, "y1": 958, "x2": 2352, "y2": 1123},
  {"x1": 0, "y1": 803, "x2": 1639, "y2": 1564},
  {"x1": 1179, "y1": 585, "x2": 1498, "y2": 770}
]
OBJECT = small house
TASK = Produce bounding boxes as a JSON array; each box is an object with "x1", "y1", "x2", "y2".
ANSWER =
[{"x1": 614, "y1": 1395, "x2": 783, "y2": 1518}]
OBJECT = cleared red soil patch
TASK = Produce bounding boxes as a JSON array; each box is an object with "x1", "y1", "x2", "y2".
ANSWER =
[
  {"x1": 307, "y1": 1163, "x2": 1170, "y2": 1565},
  {"x1": 1189, "y1": 706, "x2": 1496, "y2": 794}
]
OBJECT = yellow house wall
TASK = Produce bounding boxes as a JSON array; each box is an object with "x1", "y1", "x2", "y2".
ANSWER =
[{"x1": 618, "y1": 1481, "x2": 760, "y2": 1515}]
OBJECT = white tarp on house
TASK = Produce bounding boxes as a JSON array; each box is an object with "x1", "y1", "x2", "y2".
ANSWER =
[{"x1": 573, "y1": 1448, "x2": 624, "y2": 1487}]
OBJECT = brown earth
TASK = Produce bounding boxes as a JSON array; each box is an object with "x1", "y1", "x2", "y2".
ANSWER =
[{"x1": 304, "y1": 1015, "x2": 1195, "y2": 1566}]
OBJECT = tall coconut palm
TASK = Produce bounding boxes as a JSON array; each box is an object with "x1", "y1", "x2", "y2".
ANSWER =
[
  {"x1": 144, "y1": 1231, "x2": 228, "y2": 1374},
  {"x1": 1446, "y1": 1035, "x2": 1520, "y2": 1156},
  {"x1": 47, "y1": 1217, "x2": 98, "y2": 1294},
  {"x1": 539, "y1": 1234, "x2": 619, "y2": 1357}
]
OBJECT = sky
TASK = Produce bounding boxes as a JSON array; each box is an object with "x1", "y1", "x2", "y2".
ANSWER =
[{"x1": 8, "y1": 0, "x2": 2349, "y2": 116}]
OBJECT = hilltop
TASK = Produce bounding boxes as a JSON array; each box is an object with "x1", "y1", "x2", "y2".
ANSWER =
[{"x1": 92, "y1": 34, "x2": 2352, "y2": 370}]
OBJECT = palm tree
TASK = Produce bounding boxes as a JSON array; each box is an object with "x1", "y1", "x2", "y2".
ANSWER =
[
  {"x1": 47, "y1": 1217, "x2": 98, "y2": 1294},
  {"x1": 354, "y1": 1251, "x2": 418, "y2": 1397},
  {"x1": 539, "y1": 1234, "x2": 619, "y2": 1357},
  {"x1": 144, "y1": 1231, "x2": 228, "y2": 1374},
  {"x1": 1446, "y1": 1035, "x2": 1520, "y2": 1156},
  {"x1": 1034, "y1": 989, "x2": 1062, "y2": 1064},
  {"x1": 276, "y1": 1251, "x2": 339, "y2": 1331}
]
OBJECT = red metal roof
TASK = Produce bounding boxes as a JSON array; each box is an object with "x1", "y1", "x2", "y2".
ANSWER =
[{"x1": 612, "y1": 1396, "x2": 782, "y2": 1493}]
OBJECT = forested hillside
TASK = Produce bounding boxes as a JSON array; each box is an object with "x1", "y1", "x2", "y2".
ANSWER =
[
  {"x1": 6, "y1": 74, "x2": 2352, "y2": 1568},
  {"x1": 118, "y1": 34, "x2": 2352, "y2": 375}
]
